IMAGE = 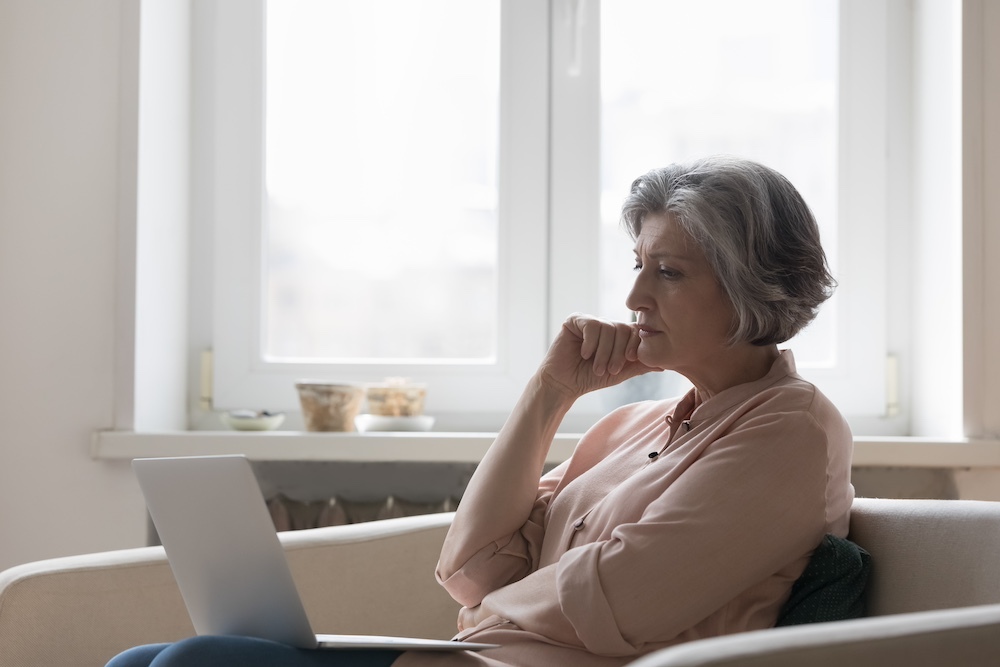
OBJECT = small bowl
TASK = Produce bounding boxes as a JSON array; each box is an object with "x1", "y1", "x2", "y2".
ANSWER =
[
  {"x1": 220, "y1": 410, "x2": 285, "y2": 431},
  {"x1": 365, "y1": 383, "x2": 427, "y2": 417},
  {"x1": 295, "y1": 381, "x2": 365, "y2": 431}
]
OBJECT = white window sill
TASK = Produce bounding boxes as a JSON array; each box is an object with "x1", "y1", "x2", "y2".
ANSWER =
[
  {"x1": 91, "y1": 431, "x2": 1000, "y2": 468},
  {"x1": 92, "y1": 431, "x2": 580, "y2": 464}
]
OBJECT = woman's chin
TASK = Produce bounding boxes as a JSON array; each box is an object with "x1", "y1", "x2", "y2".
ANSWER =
[{"x1": 637, "y1": 347, "x2": 670, "y2": 371}]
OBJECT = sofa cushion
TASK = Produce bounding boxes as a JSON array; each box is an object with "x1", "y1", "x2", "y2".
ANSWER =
[{"x1": 775, "y1": 534, "x2": 871, "y2": 626}]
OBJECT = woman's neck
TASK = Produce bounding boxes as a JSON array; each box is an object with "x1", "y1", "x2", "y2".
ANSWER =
[{"x1": 687, "y1": 344, "x2": 781, "y2": 403}]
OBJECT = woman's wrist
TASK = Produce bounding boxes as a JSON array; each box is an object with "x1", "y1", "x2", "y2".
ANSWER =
[
  {"x1": 529, "y1": 370, "x2": 580, "y2": 415},
  {"x1": 488, "y1": 373, "x2": 574, "y2": 468}
]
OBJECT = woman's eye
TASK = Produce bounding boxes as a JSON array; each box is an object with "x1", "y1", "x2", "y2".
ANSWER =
[{"x1": 634, "y1": 262, "x2": 679, "y2": 278}]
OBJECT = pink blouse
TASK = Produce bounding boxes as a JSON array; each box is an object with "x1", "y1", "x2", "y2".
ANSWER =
[{"x1": 396, "y1": 351, "x2": 854, "y2": 667}]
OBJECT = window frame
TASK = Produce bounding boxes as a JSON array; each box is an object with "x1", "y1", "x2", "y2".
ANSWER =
[
  {"x1": 195, "y1": 0, "x2": 921, "y2": 433},
  {"x1": 546, "y1": 0, "x2": 896, "y2": 426},
  {"x1": 203, "y1": 0, "x2": 551, "y2": 428}
]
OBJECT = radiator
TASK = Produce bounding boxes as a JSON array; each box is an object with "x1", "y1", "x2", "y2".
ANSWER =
[{"x1": 266, "y1": 494, "x2": 457, "y2": 531}]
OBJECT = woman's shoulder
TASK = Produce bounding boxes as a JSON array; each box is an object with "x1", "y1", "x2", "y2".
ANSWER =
[
  {"x1": 714, "y1": 350, "x2": 843, "y2": 425},
  {"x1": 725, "y1": 373, "x2": 853, "y2": 464},
  {"x1": 755, "y1": 372, "x2": 847, "y2": 429}
]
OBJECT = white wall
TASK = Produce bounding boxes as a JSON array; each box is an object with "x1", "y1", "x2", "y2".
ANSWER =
[{"x1": 0, "y1": 0, "x2": 146, "y2": 571}]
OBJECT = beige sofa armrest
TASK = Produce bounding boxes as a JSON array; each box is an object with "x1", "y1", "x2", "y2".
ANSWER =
[
  {"x1": 0, "y1": 544, "x2": 191, "y2": 667},
  {"x1": 0, "y1": 513, "x2": 458, "y2": 667},
  {"x1": 283, "y1": 512, "x2": 459, "y2": 639},
  {"x1": 624, "y1": 603, "x2": 1000, "y2": 667}
]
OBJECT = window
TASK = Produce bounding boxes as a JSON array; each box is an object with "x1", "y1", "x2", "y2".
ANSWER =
[
  {"x1": 196, "y1": 0, "x2": 920, "y2": 432},
  {"x1": 596, "y1": 0, "x2": 839, "y2": 351},
  {"x1": 264, "y1": 0, "x2": 501, "y2": 363},
  {"x1": 203, "y1": 0, "x2": 548, "y2": 429}
]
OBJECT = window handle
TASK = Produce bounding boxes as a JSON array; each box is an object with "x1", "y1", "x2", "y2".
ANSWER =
[{"x1": 564, "y1": 0, "x2": 587, "y2": 77}]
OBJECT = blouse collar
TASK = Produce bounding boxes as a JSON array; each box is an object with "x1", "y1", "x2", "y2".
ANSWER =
[{"x1": 674, "y1": 349, "x2": 799, "y2": 426}]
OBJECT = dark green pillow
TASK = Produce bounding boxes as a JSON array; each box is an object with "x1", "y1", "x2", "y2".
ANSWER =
[{"x1": 775, "y1": 534, "x2": 871, "y2": 626}]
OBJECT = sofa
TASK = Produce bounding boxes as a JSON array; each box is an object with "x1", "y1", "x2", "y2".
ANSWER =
[{"x1": 2, "y1": 497, "x2": 1000, "y2": 667}]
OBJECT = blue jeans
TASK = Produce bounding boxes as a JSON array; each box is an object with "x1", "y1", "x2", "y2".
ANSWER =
[{"x1": 106, "y1": 636, "x2": 402, "y2": 667}]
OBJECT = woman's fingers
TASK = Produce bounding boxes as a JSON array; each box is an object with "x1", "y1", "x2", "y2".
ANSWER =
[
  {"x1": 542, "y1": 314, "x2": 657, "y2": 398},
  {"x1": 457, "y1": 606, "x2": 472, "y2": 632},
  {"x1": 604, "y1": 322, "x2": 637, "y2": 375},
  {"x1": 570, "y1": 315, "x2": 636, "y2": 376},
  {"x1": 575, "y1": 316, "x2": 600, "y2": 361},
  {"x1": 625, "y1": 324, "x2": 641, "y2": 362}
]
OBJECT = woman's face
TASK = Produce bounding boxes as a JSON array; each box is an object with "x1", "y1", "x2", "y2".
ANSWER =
[{"x1": 625, "y1": 212, "x2": 737, "y2": 379}]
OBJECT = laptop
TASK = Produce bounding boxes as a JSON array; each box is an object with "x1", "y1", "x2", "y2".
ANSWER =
[{"x1": 132, "y1": 455, "x2": 497, "y2": 652}]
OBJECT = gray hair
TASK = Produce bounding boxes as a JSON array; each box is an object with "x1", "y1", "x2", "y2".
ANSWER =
[{"x1": 621, "y1": 155, "x2": 835, "y2": 346}]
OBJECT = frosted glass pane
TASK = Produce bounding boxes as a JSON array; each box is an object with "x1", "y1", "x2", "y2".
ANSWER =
[
  {"x1": 599, "y1": 0, "x2": 838, "y2": 366},
  {"x1": 264, "y1": 0, "x2": 500, "y2": 361}
]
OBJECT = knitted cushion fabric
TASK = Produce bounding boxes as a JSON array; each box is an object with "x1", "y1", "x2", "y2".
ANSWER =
[{"x1": 775, "y1": 534, "x2": 871, "y2": 626}]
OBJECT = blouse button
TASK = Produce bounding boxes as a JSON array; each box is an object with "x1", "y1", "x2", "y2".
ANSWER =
[{"x1": 573, "y1": 518, "x2": 585, "y2": 530}]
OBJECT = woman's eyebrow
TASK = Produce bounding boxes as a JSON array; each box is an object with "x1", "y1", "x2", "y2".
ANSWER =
[{"x1": 633, "y1": 248, "x2": 692, "y2": 263}]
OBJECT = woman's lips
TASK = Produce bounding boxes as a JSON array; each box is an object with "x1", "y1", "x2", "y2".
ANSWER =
[{"x1": 637, "y1": 325, "x2": 662, "y2": 338}]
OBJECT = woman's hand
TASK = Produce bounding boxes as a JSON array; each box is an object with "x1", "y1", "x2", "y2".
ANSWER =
[
  {"x1": 457, "y1": 604, "x2": 488, "y2": 632},
  {"x1": 538, "y1": 314, "x2": 661, "y2": 400}
]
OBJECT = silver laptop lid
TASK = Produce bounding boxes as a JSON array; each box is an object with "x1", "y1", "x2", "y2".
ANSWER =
[{"x1": 132, "y1": 455, "x2": 318, "y2": 648}]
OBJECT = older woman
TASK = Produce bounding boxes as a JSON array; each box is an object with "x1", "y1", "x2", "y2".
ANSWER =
[{"x1": 108, "y1": 156, "x2": 853, "y2": 667}]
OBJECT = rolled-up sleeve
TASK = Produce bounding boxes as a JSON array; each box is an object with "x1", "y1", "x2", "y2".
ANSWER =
[
  {"x1": 474, "y1": 411, "x2": 834, "y2": 654},
  {"x1": 437, "y1": 465, "x2": 566, "y2": 607}
]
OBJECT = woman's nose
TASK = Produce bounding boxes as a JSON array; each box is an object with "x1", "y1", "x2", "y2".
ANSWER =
[{"x1": 625, "y1": 270, "x2": 648, "y2": 313}]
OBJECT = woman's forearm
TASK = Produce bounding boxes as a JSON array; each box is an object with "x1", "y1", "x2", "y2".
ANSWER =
[
  {"x1": 437, "y1": 315, "x2": 646, "y2": 584},
  {"x1": 437, "y1": 373, "x2": 574, "y2": 579}
]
